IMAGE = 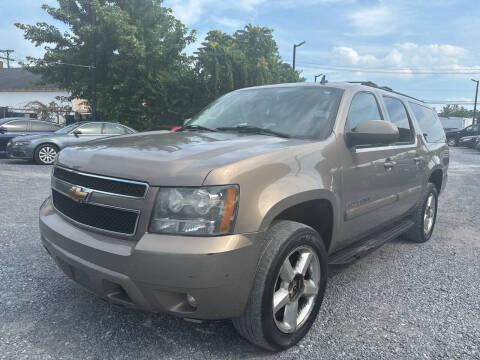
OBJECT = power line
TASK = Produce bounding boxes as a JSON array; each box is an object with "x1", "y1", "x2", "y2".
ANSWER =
[
  {"x1": 2, "y1": 54, "x2": 95, "y2": 69},
  {"x1": 296, "y1": 63, "x2": 480, "y2": 75}
]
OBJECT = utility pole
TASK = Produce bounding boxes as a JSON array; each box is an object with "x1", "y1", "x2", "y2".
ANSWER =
[
  {"x1": 292, "y1": 41, "x2": 305, "y2": 71},
  {"x1": 0, "y1": 50, "x2": 14, "y2": 68},
  {"x1": 90, "y1": 5, "x2": 97, "y2": 122},
  {"x1": 471, "y1": 79, "x2": 479, "y2": 126},
  {"x1": 314, "y1": 74, "x2": 323, "y2": 83}
]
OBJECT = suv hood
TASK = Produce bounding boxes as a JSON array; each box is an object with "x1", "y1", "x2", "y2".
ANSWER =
[{"x1": 57, "y1": 131, "x2": 301, "y2": 186}]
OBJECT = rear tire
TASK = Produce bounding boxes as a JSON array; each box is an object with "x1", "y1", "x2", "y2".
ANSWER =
[
  {"x1": 34, "y1": 144, "x2": 58, "y2": 165},
  {"x1": 404, "y1": 183, "x2": 438, "y2": 243},
  {"x1": 233, "y1": 220, "x2": 328, "y2": 351}
]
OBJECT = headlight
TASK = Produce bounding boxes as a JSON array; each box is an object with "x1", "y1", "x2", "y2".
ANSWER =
[
  {"x1": 149, "y1": 185, "x2": 239, "y2": 236},
  {"x1": 14, "y1": 141, "x2": 31, "y2": 146}
]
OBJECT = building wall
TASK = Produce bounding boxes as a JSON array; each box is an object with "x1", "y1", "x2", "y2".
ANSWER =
[{"x1": 0, "y1": 90, "x2": 72, "y2": 110}]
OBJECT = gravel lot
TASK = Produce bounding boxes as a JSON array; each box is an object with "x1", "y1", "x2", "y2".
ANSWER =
[{"x1": 0, "y1": 148, "x2": 479, "y2": 359}]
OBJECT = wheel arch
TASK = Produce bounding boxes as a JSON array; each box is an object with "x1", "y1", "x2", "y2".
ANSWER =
[
  {"x1": 259, "y1": 190, "x2": 338, "y2": 253},
  {"x1": 428, "y1": 168, "x2": 443, "y2": 195}
]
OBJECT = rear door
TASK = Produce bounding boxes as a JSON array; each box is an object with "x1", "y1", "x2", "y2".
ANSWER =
[
  {"x1": 29, "y1": 121, "x2": 60, "y2": 134},
  {"x1": 102, "y1": 123, "x2": 129, "y2": 136},
  {"x1": 381, "y1": 96, "x2": 423, "y2": 214},
  {"x1": 0, "y1": 120, "x2": 29, "y2": 153}
]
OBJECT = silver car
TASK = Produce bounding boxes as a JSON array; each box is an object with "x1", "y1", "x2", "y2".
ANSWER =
[{"x1": 7, "y1": 121, "x2": 136, "y2": 165}]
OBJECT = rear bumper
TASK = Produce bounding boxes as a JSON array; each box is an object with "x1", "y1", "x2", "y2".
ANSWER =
[{"x1": 40, "y1": 197, "x2": 263, "y2": 319}]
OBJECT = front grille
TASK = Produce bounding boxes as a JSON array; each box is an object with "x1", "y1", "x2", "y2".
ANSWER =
[
  {"x1": 53, "y1": 167, "x2": 147, "y2": 197},
  {"x1": 52, "y1": 190, "x2": 138, "y2": 235}
]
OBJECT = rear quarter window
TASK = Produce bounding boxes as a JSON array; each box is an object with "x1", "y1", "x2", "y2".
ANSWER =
[{"x1": 409, "y1": 103, "x2": 446, "y2": 143}]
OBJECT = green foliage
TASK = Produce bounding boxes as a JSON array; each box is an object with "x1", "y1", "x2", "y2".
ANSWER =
[
  {"x1": 438, "y1": 104, "x2": 474, "y2": 118},
  {"x1": 16, "y1": 0, "x2": 195, "y2": 130},
  {"x1": 16, "y1": 1, "x2": 303, "y2": 130},
  {"x1": 195, "y1": 25, "x2": 304, "y2": 101}
]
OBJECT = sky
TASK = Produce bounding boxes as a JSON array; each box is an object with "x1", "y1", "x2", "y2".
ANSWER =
[{"x1": 2, "y1": 0, "x2": 480, "y2": 111}]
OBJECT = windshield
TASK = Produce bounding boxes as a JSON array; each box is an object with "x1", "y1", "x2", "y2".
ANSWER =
[
  {"x1": 55, "y1": 123, "x2": 79, "y2": 134},
  {"x1": 186, "y1": 86, "x2": 344, "y2": 139}
]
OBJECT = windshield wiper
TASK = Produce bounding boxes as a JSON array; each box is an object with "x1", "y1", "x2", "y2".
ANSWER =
[
  {"x1": 180, "y1": 124, "x2": 217, "y2": 132},
  {"x1": 216, "y1": 126, "x2": 290, "y2": 138}
]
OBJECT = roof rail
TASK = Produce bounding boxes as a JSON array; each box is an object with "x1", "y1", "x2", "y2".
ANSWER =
[{"x1": 347, "y1": 81, "x2": 424, "y2": 103}]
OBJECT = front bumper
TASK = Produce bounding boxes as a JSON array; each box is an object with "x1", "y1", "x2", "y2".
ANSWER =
[
  {"x1": 6, "y1": 141, "x2": 32, "y2": 159},
  {"x1": 40, "y1": 197, "x2": 263, "y2": 319}
]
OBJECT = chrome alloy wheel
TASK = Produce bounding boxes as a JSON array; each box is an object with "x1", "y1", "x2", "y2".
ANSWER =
[
  {"x1": 38, "y1": 146, "x2": 57, "y2": 164},
  {"x1": 424, "y1": 193, "x2": 437, "y2": 235},
  {"x1": 272, "y1": 246, "x2": 320, "y2": 334}
]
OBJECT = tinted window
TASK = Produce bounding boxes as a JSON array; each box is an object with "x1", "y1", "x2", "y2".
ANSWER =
[
  {"x1": 3, "y1": 120, "x2": 28, "y2": 132},
  {"x1": 31, "y1": 121, "x2": 60, "y2": 132},
  {"x1": 187, "y1": 87, "x2": 344, "y2": 139},
  {"x1": 77, "y1": 123, "x2": 102, "y2": 134},
  {"x1": 103, "y1": 123, "x2": 127, "y2": 135},
  {"x1": 383, "y1": 97, "x2": 413, "y2": 143},
  {"x1": 346, "y1": 92, "x2": 382, "y2": 131},
  {"x1": 410, "y1": 103, "x2": 446, "y2": 143}
]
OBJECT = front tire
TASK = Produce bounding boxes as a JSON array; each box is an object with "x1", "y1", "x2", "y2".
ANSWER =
[
  {"x1": 233, "y1": 221, "x2": 328, "y2": 351},
  {"x1": 34, "y1": 144, "x2": 58, "y2": 165},
  {"x1": 404, "y1": 183, "x2": 438, "y2": 243},
  {"x1": 447, "y1": 138, "x2": 457, "y2": 147}
]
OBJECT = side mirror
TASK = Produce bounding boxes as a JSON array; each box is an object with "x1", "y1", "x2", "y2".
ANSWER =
[
  {"x1": 345, "y1": 120, "x2": 399, "y2": 147},
  {"x1": 72, "y1": 129, "x2": 82, "y2": 137},
  {"x1": 0, "y1": 126, "x2": 7, "y2": 134}
]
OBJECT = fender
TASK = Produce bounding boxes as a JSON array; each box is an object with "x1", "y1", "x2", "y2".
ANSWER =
[{"x1": 259, "y1": 189, "x2": 339, "y2": 232}]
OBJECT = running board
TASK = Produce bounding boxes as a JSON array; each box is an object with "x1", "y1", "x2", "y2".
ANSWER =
[{"x1": 328, "y1": 218, "x2": 415, "y2": 265}]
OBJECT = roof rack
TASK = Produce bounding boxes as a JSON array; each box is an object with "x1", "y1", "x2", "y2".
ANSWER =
[{"x1": 347, "y1": 81, "x2": 424, "y2": 103}]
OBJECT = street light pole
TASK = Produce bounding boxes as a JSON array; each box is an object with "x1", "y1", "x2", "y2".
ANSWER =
[
  {"x1": 292, "y1": 41, "x2": 306, "y2": 71},
  {"x1": 471, "y1": 79, "x2": 479, "y2": 126},
  {"x1": 90, "y1": 4, "x2": 97, "y2": 122},
  {"x1": 315, "y1": 74, "x2": 323, "y2": 83}
]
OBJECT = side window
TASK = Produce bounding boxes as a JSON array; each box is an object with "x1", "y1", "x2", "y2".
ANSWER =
[
  {"x1": 410, "y1": 103, "x2": 446, "y2": 143},
  {"x1": 383, "y1": 97, "x2": 413, "y2": 143},
  {"x1": 77, "y1": 123, "x2": 102, "y2": 135},
  {"x1": 346, "y1": 92, "x2": 383, "y2": 132},
  {"x1": 103, "y1": 123, "x2": 127, "y2": 135},
  {"x1": 31, "y1": 121, "x2": 60, "y2": 131},
  {"x1": 3, "y1": 120, "x2": 28, "y2": 132}
]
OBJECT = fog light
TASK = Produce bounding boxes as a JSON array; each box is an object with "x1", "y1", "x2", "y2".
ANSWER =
[{"x1": 186, "y1": 293, "x2": 197, "y2": 308}]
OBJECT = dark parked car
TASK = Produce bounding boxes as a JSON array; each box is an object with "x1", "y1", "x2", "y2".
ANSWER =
[
  {"x1": 458, "y1": 135, "x2": 478, "y2": 148},
  {"x1": 7, "y1": 121, "x2": 136, "y2": 165},
  {"x1": 446, "y1": 124, "x2": 479, "y2": 146},
  {"x1": 0, "y1": 118, "x2": 61, "y2": 157}
]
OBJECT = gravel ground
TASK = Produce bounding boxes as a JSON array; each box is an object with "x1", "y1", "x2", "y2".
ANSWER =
[{"x1": 0, "y1": 148, "x2": 479, "y2": 360}]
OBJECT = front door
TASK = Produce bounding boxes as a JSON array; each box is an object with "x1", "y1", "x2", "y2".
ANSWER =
[
  {"x1": 339, "y1": 91, "x2": 402, "y2": 246},
  {"x1": 65, "y1": 122, "x2": 105, "y2": 147}
]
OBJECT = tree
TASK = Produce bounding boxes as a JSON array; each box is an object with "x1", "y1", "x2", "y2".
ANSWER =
[
  {"x1": 24, "y1": 100, "x2": 72, "y2": 123},
  {"x1": 194, "y1": 25, "x2": 304, "y2": 102},
  {"x1": 438, "y1": 104, "x2": 473, "y2": 118},
  {"x1": 16, "y1": 0, "x2": 196, "y2": 130}
]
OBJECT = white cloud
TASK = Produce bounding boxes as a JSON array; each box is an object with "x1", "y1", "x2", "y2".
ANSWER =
[
  {"x1": 332, "y1": 43, "x2": 473, "y2": 70},
  {"x1": 446, "y1": 97, "x2": 473, "y2": 102},
  {"x1": 167, "y1": 0, "x2": 267, "y2": 25},
  {"x1": 347, "y1": 5, "x2": 401, "y2": 36},
  {"x1": 215, "y1": 17, "x2": 245, "y2": 28}
]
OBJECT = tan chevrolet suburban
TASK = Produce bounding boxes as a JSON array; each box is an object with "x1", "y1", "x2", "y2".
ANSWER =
[{"x1": 39, "y1": 81, "x2": 449, "y2": 351}]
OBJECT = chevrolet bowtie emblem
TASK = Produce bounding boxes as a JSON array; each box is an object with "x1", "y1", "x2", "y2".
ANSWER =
[{"x1": 68, "y1": 186, "x2": 90, "y2": 203}]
